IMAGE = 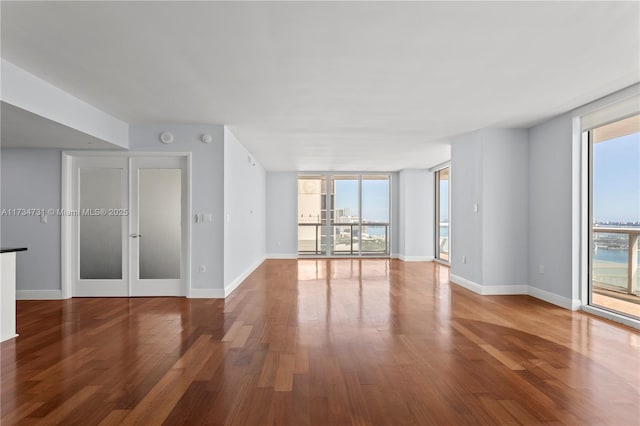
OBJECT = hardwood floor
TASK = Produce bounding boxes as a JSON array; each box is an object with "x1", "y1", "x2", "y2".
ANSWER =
[{"x1": 2, "y1": 259, "x2": 639, "y2": 425}]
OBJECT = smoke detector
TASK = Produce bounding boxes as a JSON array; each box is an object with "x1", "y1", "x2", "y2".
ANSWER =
[{"x1": 159, "y1": 131, "x2": 174, "y2": 144}]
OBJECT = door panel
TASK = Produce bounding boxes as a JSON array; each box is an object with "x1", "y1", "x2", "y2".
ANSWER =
[
  {"x1": 138, "y1": 169, "x2": 181, "y2": 279},
  {"x1": 72, "y1": 157, "x2": 129, "y2": 297},
  {"x1": 130, "y1": 157, "x2": 187, "y2": 296},
  {"x1": 79, "y1": 168, "x2": 123, "y2": 279}
]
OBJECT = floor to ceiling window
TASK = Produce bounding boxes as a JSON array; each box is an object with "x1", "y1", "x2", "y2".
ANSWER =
[
  {"x1": 298, "y1": 174, "x2": 390, "y2": 256},
  {"x1": 360, "y1": 175, "x2": 391, "y2": 254},
  {"x1": 589, "y1": 113, "x2": 639, "y2": 320},
  {"x1": 434, "y1": 166, "x2": 450, "y2": 263},
  {"x1": 332, "y1": 176, "x2": 360, "y2": 254},
  {"x1": 297, "y1": 176, "x2": 327, "y2": 255}
]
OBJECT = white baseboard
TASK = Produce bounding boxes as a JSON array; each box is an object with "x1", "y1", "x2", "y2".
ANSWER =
[
  {"x1": 189, "y1": 257, "x2": 267, "y2": 299},
  {"x1": 450, "y1": 274, "x2": 581, "y2": 311},
  {"x1": 266, "y1": 253, "x2": 298, "y2": 259},
  {"x1": 224, "y1": 256, "x2": 265, "y2": 297},
  {"x1": 449, "y1": 274, "x2": 483, "y2": 294},
  {"x1": 16, "y1": 289, "x2": 62, "y2": 300},
  {"x1": 527, "y1": 286, "x2": 580, "y2": 311},
  {"x1": 398, "y1": 255, "x2": 434, "y2": 262},
  {"x1": 570, "y1": 298, "x2": 582, "y2": 311},
  {"x1": 189, "y1": 288, "x2": 224, "y2": 299}
]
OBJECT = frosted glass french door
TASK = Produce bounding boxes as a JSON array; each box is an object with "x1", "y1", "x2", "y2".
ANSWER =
[
  {"x1": 72, "y1": 156, "x2": 186, "y2": 297},
  {"x1": 129, "y1": 157, "x2": 186, "y2": 296},
  {"x1": 72, "y1": 157, "x2": 129, "y2": 296}
]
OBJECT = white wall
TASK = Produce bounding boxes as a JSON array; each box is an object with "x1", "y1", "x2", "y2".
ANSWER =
[
  {"x1": 528, "y1": 113, "x2": 573, "y2": 299},
  {"x1": 450, "y1": 131, "x2": 484, "y2": 284},
  {"x1": 482, "y1": 129, "x2": 529, "y2": 288},
  {"x1": 266, "y1": 172, "x2": 298, "y2": 257},
  {"x1": 1, "y1": 149, "x2": 62, "y2": 296},
  {"x1": 397, "y1": 169, "x2": 434, "y2": 261},
  {"x1": 450, "y1": 123, "x2": 579, "y2": 308},
  {"x1": 223, "y1": 128, "x2": 266, "y2": 293},
  {"x1": 450, "y1": 129, "x2": 528, "y2": 292},
  {"x1": 129, "y1": 124, "x2": 225, "y2": 292}
]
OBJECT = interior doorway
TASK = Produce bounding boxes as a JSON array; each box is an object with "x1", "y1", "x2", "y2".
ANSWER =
[{"x1": 64, "y1": 153, "x2": 190, "y2": 297}]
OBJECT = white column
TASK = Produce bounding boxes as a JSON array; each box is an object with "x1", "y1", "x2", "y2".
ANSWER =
[{"x1": 1, "y1": 252, "x2": 18, "y2": 342}]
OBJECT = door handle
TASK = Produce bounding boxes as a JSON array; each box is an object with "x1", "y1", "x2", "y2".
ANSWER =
[{"x1": 129, "y1": 233, "x2": 142, "y2": 238}]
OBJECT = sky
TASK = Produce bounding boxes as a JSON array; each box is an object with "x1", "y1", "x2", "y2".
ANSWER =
[
  {"x1": 593, "y1": 132, "x2": 640, "y2": 223},
  {"x1": 439, "y1": 180, "x2": 448, "y2": 222},
  {"x1": 335, "y1": 179, "x2": 389, "y2": 222}
]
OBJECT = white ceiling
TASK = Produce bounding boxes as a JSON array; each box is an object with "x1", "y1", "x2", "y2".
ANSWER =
[{"x1": 1, "y1": 1, "x2": 638, "y2": 170}]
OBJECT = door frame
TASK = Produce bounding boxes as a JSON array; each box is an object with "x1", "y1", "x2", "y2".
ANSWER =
[
  {"x1": 433, "y1": 163, "x2": 451, "y2": 265},
  {"x1": 573, "y1": 84, "x2": 640, "y2": 329},
  {"x1": 61, "y1": 151, "x2": 192, "y2": 298}
]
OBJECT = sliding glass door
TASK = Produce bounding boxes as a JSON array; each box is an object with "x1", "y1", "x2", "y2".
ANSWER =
[
  {"x1": 435, "y1": 167, "x2": 450, "y2": 263},
  {"x1": 298, "y1": 174, "x2": 390, "y2": 256},
  {"x1": 589, "y1": 114, "x2": 639, "y2": 319}
]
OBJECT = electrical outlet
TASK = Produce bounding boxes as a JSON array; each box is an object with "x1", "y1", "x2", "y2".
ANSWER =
[
  {"x1": 462, "y1": 255, "x2": 467, "y2": 264},
  {"x1": 199, "y1": 264, "x2": 206, "y2": 273},
  {"x1": 538, "y1": 264, "x2": 544, "y2": 274}
]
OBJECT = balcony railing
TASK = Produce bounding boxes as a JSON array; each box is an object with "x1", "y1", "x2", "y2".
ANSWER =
[
  {"x1": 333, "y1": 223, "x2": 389, "y2": 254},
  {"x1": 298, "y1": 223, "x2": 389, "y2": 255},
  {"x1": 298, "y1": 223, "x2": 324, "y2": 254},
  {"x1": 439, "y1": 223, "x2": 449, "y2": 261},
  {"x1": 592, "y1": 227, "x2": 639, "y2": 296}
]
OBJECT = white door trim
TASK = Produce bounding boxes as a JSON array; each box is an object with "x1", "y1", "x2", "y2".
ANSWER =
[
  {"x1": 61, "y1": 151, "x2": 192, "y2": 298},
  {"x1": 61, "y1": 152, "x2": 72, "y2": 299}
]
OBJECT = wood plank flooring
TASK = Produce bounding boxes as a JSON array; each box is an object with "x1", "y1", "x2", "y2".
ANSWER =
[{"x1": 2, "y1": 259, "x2": 639, "y2": 425}]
